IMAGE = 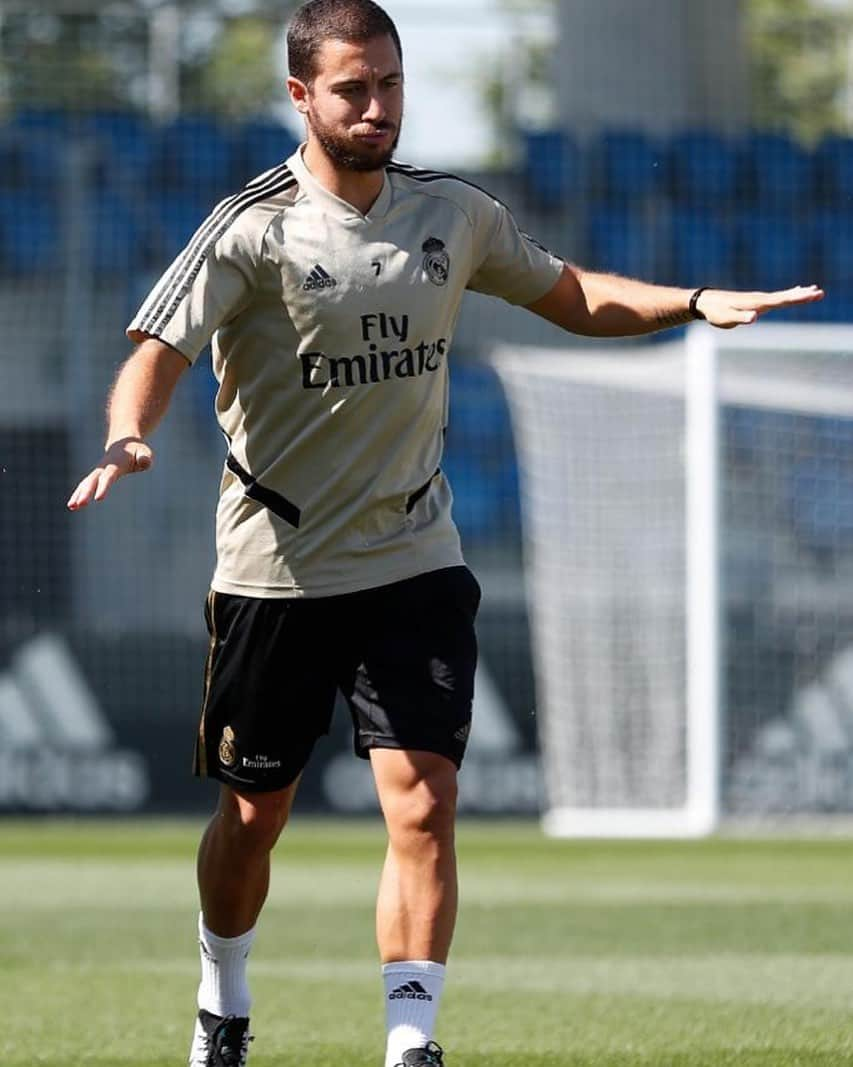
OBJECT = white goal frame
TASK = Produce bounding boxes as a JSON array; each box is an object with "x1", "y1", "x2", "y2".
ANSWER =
[{"x1": 493, "y1": 323, "x2": 853, "y2": 839}]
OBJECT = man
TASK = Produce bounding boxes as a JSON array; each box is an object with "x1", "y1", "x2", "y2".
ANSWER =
[{"x1": 67, "y1": 1, "x2": 823, "y2": 1064}]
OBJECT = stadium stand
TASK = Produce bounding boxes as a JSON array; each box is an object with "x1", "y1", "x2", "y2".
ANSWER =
[
  {"x1": 155, "y1": 114, "x2": 235, "y2": 192},
  {"x1": 9, "y1": 131, "x2": 62, "y2": 191},
  {"x1": 522, "y1": 129, "x2": 581, "y2": 210},
  {"x1": 147, "y1": 190, "x2": 219, "y2": 261},
  {"x1": 811, "y1": 209, "x2": 853, "y2": 287},
  {"x1": 238, "y1": 119, "x2": 300, "y2": 183},
  {"x1": 595, "y1": 129, "x2": 663, "y2": 201},
  {"x1": 444, "y1": 362, "x2": 520, "y2": 544},
  {"x1": 85, "y1": 191, "x2": 144, "y2": 275},
  {"x1": 1, "y1": 107, "x2": 849, "y2": 320},
  {"x1": 740, "y1": 131, "x2": 814, "y2": 207},
  {"x1": 587, "y1": 203, "x2": 661, "y2": 279},
  {"x1": 80, "y1": 110, "x2": 156, "y2": 190},
  {"x1": 734, "y1": 211, "x2": 811, "y2": 294},
  {"x1": 667, "y1": 129, "x2": 740, "y2": 206},
  {"x1": 10, "y1": 106, "x2": 69, "y2": 135},
  {"x1": 815, "y1": 135, "x2": 853, "y2": 204},
  {"x1": 0, "y1": 191, "x2": 60, "y2": 273},
  {"x1": 669, "y1": 208, "x2": 737, "y2": 289}
]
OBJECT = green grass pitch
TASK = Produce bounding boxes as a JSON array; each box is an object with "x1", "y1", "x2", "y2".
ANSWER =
[{"x1": 1, "y1": 818, "x2": 852, "y2": 1066}]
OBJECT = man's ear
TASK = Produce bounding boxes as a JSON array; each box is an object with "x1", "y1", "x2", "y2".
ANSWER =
[{"x1": 287, "y1": 76, "x2": 310, "y2": 115}]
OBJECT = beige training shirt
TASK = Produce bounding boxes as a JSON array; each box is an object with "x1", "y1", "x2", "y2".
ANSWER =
[{"x1": 128, "y1": 147, "x2": 564, "y2": 597}]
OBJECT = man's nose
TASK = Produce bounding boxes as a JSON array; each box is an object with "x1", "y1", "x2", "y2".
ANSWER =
[{"x1": 362, "y1": 93, "x2": 386, "y2": 123}]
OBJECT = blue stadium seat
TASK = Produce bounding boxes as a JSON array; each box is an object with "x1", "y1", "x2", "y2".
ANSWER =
[
  {"x1": 11, "y1": 108, "x2": 70, "y2": 135},
  {"x1": 444, "y1": 362, "x2": 520, "y2": 544},
  {"x1": 810, "y1": 210, "x2": 853, "y2": 287},
  {"x1": 670, "y1": 209, "x2": 736, "y2": 287},
  {"x1": 155, "y1": 115, "x2": 235, "y2": 193},
  {"x1": 808, "y1": 210, "x2": 853, "y2": 320},
  {"x1": 806, "y1": 289, "x2": 853, "y2": 323},
  {"x1": 522, "y1": 129, "x2": 581, "y2": 209},
  {"x1": 0, "y1": 192, "x2": 61, "y2": 274},
  {"x1": 740, "y1": 132, "x2": 814, "y2": 206},
  {"x1": 189, "y1": 347, "x2": 220, "y2": 429},
  {"x1": 148, "y1": 191, "x2": 213, "y2": 262},
  {"x1": 238, "y1": 120, "x2": 299, "y2": 183},
  {"x1": 0, "y1": 131, "x2": 64, "y2": 191},
  {"x1": 595, "y1": 130, "x2": 663, "y2": 201},
  {"x1": 85, "y1": 192, "x2": 144, "y2": 275},
  {"x1": 667, "y1": 130, "x2": 739, "y2": 205},
  {"x1": 450, "y1": 362, "x2": 511, "y2": 441},
  {"x1": 587, "y1": 205, "x2": 659, "y2": 279},
  {"x1": 815, "y1": 136, "x2": 853, "y2": 204},
  {"x1": 0, "y1": 133, "x2": 21, "y2": 189},
  {"x1": 23, "y1": 135, "x2": 64, "y2": 190},
  {"x1": 80, "y1": 111, "x2": 155, "y2": 188},
  {"x1": 441, "y1": 455, "x2": 504, "y2": 542},
  {"x1": 734, "y1": 212, "x2": 810, "y2": 292}
]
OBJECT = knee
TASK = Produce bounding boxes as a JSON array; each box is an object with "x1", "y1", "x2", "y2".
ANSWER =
[
  {"x1": 386, "y1": 768, "x2": 458, "y2": 848},
  {"x1": 219, "y1": 787, "x2": 292, "y2": 854}
]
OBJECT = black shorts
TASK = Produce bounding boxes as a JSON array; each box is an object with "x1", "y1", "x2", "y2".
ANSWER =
[{"x1": 193, "y1": 566, "x2": 481, "y2": 792}]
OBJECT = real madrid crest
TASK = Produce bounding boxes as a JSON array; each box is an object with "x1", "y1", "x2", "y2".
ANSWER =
[
  {"x1": 219, "y1": 725, "x2": 237, "y2": 768},
  {"x1": 422, "y1": 237, "x2": 450, "y2": 287}
]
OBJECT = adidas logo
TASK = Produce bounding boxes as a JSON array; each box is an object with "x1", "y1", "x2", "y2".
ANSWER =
[
  {"x1": 302, "y1": 264, "x2": 337, "y2": 291},
  {"x1": 0, "y1": 633, "x2": 150, "y2": 811},
  {"x1": 389, "y1": 981, "x2": 433, "y2": 1001},
  {"x1": 199, "y1": 940, "x2": 219, "y2": 966}
]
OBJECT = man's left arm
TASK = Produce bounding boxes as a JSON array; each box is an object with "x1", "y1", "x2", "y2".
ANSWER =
[{"x1": 526, "y1": 263, "x2": 824, "y2": 336}]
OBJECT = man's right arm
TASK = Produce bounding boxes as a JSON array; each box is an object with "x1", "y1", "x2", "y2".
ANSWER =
[{"x1": 67, "y1": 337, "x2": 189, "y2": 511}]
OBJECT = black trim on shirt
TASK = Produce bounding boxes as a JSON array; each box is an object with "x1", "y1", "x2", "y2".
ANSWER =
[
  {"x1": 226, "y1": 451, "x2": 302, "y2": 529},
  {"x1": 386, "y1": 161, "x2": 556, "y2": 256},
  {"x1": 406, "y1": 469, "x2": 440, "y2": 513}
]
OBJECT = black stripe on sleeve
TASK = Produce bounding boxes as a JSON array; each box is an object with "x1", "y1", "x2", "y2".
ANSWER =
[
  {"x1": 139, "y1": 166, "x2": 296, "y2": 335},
  {"x1": 139, "y1": 162, "x2": 294, "y2": 329}
]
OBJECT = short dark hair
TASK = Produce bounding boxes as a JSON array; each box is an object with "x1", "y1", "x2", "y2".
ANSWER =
[{"x1": 287, "y1": 0, "x2": 403, "y2": 83}]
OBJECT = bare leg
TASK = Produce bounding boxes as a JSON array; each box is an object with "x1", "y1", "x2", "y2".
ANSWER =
[
  {"x1": 198, "y1": 781, "x2": 299, "y2": 936},
  {"x1": 370, "y1": 749, "x2": 459, "y2": 964}
]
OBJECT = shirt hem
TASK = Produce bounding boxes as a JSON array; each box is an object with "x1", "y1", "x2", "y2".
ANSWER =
[{"x1": 210, "y1": 551, "x2": 466, "y2": 600}]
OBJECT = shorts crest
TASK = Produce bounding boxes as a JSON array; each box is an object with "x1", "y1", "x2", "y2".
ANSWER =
[{"x1": 219, "y1": 725, "x2": 237, "y2": 768}]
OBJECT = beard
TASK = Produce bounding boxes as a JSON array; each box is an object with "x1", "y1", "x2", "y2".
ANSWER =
[{"x1": 308, "y1": 111, "x2": 401, "y2": 172}]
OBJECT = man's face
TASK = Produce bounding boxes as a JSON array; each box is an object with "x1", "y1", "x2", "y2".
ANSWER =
[{"x1": 290, "y1": 35, "x2": 404, "y2": 171}]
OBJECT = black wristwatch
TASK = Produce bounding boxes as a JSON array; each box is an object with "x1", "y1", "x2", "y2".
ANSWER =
[{"x1": 689, "y1": 287, "x2": 710, "y2": 320}]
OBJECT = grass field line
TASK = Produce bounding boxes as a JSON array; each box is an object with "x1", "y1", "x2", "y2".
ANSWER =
[
  {"x1": 28, "y1": 953, "x2": 853, "y2": 1010},
  {"x1": 2, "y1": 859, "x2": 850, "y2": 908}
]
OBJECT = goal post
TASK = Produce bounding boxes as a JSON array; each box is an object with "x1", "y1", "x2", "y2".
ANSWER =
[{"x1": 492, "y1": 323, "x2": 853, "y2": 838}]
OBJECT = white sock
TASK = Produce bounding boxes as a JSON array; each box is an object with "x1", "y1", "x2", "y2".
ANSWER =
[
  {"x1": 383, "y1": 960, "x2": 446, "y2": 1067},
  {"x1": 196, "y1": 913, "x2": 256, "y2": 1019}
]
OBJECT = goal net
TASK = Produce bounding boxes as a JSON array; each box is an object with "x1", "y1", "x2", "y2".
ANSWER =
[{"x1": 493, "y1": 323, "x2": 853, "y2": 836}]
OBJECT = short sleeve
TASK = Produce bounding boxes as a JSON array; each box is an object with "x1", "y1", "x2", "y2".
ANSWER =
[
  {"x1": 127, "y1": 208, "x2": 258, "y2": 364},
  {"x1": 467, "y1": 197, "x2": 564, "y2": 306}
]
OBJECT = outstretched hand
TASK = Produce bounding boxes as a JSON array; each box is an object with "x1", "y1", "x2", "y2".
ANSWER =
[
  {"x1": 696, "y1": 285, "x2": 824, "y2": 329},
  {"x1": 66, "y1": 437, "x2": 154, "y2": 511}
]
